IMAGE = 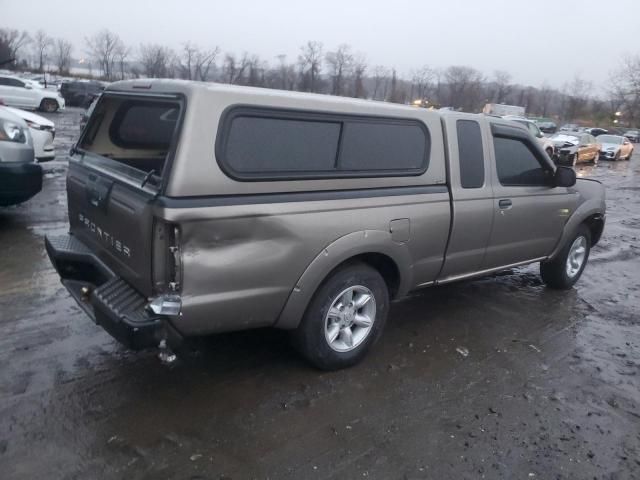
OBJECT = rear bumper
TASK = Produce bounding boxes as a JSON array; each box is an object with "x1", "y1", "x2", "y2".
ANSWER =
[
  {"x1": 45, "y1": 234, "x2": 182, "y2": 350},
  {"x1": 0, "y1": 162, "x2": 42, "y2": 206}
]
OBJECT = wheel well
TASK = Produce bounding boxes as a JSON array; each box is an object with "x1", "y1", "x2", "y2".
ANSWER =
[
  {"x1": 583, "y1": 214, "x2": 604, "y2": 246},
  {"x1": 348, "y1": 253, "x2": 401, "y2": 299}
]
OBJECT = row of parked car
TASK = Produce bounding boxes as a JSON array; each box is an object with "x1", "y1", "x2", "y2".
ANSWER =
[
  {"x1": 551, "y1": 131, "x2": 635, "y2": 165},
  {"x1": 496, "y1": 114, "x2": 637, "y2": 166},
  {"x1": 0, "y1": 72, "x2": 109, "y2": 206},
  {"x1": 0, "y1": 72, "x2": 106, "y2": 112}
]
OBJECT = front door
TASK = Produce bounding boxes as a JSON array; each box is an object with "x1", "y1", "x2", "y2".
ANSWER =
[{"x1": 482, "y1": 126, "x2": 577, "y2": 269}]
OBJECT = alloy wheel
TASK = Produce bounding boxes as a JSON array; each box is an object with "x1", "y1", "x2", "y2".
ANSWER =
[{"x1": 324, "y1": 285, "x2": 376, "y2": 352}]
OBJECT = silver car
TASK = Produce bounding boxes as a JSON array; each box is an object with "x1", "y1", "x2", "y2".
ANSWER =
[
  {"x1": 0, "y1": 106, "x2": 42, "y2": 206},
  {"x1": 597, "y1": 134, "x2": 634, "y2": 161}
]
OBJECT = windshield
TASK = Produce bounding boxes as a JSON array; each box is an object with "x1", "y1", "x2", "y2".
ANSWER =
[{"x1": 597, "y1": 135, "x2": 622, "y2": 144}]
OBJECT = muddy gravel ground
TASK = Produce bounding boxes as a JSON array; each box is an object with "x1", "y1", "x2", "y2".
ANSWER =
[{"x1": 1, "y1": 108, "x2": 639, "y2": 480}]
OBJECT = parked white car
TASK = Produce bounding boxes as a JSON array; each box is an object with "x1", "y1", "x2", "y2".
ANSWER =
[
  {"x1": 0, "y1": 106, "x2": 42, "y2": 206},
  {"x1": 0, "y1": 75, "x2": 65, "y2": 113},
  {"x1": 4, "y1": 106, "x2": 55, "y2": 161},
  {"x1": 503, "y1": 116, "x2": 555, "y2": 158}
]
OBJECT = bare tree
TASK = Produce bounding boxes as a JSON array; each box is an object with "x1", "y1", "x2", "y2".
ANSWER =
[
  {"x1": 609, "y1": 55, "x2": 640, "y2": 125},
  {"x1": 33, "y1": 30, "x2": 52, "y2": 72},
  {"x1": 539, "y1": 82, "x2": 553, "y2": 117},
  {"x1": 178, "y1": 42, "x2": 219, "y2": 81},
  {"x1": 298, "y1": 41, "x2": 323, "y2": 92},
  {"x1": 194, "y1": 47, "x2": 219, "y2": 81},
  {"x1": 444, "y1": 65, "x2": 484, "y2": 111},
  {"x1": 352, "y1": 53, "x2": 367, "y2": 98},
  {"x1": 86, "y1": 29, "x2": 122, "y2": 80},
  {"x1": 492, "y1": 70, "x2": 512, "y2": 103},
  {"x1": 371, "y1": 65, "x2": 389, "y2": 100},
  {"x1": 54, "y1": 38, "x2": 73, "y2": 75},
  {"x1": 114, "y1": 42, "x2": 131, "y2": 80},
  {"x1": 246, "y1": 55, "x2": 264, "y2": 86},
  {"x1": 268, "y1": 55, "x2": 296, "y2": 90},
  {"x1": 325, "y1": 44, "x2": 354, "y2": 96},
  {"x1": 0, "y1": 29, "x2": 31, "y2": 68},
  {"x1": 139, "y1": 44, "x2": 175, "y2": 78},
  {"x1": 179, "y1": 42, "x2": 198, "y2": 80},
  {"x1": 387, "y1": 69, "x2": 407, "y2": 103},
  {"x1": 410, "y1": 66, "x2": 434, "y2": 102},
  {"x1": 562, "y1": 75, "x2": 592, "y2": 121},
  {"x1": 223, "y1": 52, "x2": 250, "y2": 84},
  {"x1": 275, "y1": 54, "x2": 288, "y2": 89}
]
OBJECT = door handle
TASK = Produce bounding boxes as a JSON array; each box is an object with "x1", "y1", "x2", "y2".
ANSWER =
[{"x1": 499, "y1": 199, "x2": 512, "y2": 209}]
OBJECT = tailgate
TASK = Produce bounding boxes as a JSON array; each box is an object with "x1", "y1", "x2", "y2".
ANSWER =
[
  {"x1": 66, "y1": 159, "x2": 156, "y2": 297},
  {"x1": 65, "y1": 92, "x2": 183, "y2": 297}
]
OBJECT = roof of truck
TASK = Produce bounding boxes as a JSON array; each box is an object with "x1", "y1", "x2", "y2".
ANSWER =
[
  {"x1": 106, "y1": 79, "x2": 437, "y2": 116},
  {"x1": 105, "y1": 79, "x2": 527, "y2": 134}
]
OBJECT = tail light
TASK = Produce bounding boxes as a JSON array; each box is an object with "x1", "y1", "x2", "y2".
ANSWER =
[{"x1": 149, "y1": 221, "x2": 182, "y2": 316}]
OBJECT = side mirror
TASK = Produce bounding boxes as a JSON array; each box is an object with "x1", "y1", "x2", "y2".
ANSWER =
[
  {"x1": 554, "y1": 166, "x2": 576, "y2": 187},
  {"x1": 24, "y1": 84, "x2": 32, "y2": 90}
]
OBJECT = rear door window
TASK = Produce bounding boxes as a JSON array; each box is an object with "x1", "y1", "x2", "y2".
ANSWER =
[{"x1": 457, "y1": 120, "x2": 484, "y2": 188}]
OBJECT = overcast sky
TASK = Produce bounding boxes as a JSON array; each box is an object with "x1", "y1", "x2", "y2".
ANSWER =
[{"x1": 4, "y1": 0, "x2": 638, "y2": 93}]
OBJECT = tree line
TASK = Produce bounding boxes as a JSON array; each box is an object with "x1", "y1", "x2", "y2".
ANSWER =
[{"x1": 1, "y1": 27, "x2": 639, "y2": 125}]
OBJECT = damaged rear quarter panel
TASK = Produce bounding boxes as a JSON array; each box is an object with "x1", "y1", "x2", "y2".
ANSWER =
[{"x1": 159, "y1": 192, "x2": 450, "y2": 336}]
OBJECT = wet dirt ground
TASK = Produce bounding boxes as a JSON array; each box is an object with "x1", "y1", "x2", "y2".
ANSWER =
[{"x1": 1, "y1": 108, "x2": 639, "y2": 479}]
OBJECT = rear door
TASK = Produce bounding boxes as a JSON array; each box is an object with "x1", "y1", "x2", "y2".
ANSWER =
[
  {"x1": 68, "y1": 93, "x2": 182, "y2": 297},
  {"x1": 438, "y1": 116, "x2": 494, "y2": 280},
  {"x1": 482, "y1": 123, "x2": 576, "y2": 269}
]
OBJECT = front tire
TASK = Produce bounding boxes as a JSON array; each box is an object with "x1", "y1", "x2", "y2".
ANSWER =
[
  {"x1": 540, "y1": 225, "x2": 591, "y2": 290},
  {"x1": 291, "y1": 262, "x2": 389, "y2": 370},
  {"x1": 39, "y1": 98, "x2": 58, "y2": 113}
]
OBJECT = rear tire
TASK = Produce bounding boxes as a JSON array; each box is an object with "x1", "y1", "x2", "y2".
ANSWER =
[
  {"x1": 39, "y1": 98, "x2": 58, "y2": 113},
  {"x1": 540, "y1": 225, "x2": 591, "y2": 290},
  {"x1": 290, "y1": 262, "x2": 389, "y2": 370}
]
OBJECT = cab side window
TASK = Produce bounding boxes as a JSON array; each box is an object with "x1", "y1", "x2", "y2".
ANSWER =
[
  {"x1": 493, "y1": 137, "x2": 549, "y2": 186},
  {"x1": 0, "y1": 78, "x2": 24, "y2": 87}
]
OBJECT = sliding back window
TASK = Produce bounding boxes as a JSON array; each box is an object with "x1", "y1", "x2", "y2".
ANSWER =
[
  {"x1": 78, "y1": 95, "x2": 181, "y2": 182},
  {"x1": 217, "y1": 107, "x2": 430, "y2": 180}
]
